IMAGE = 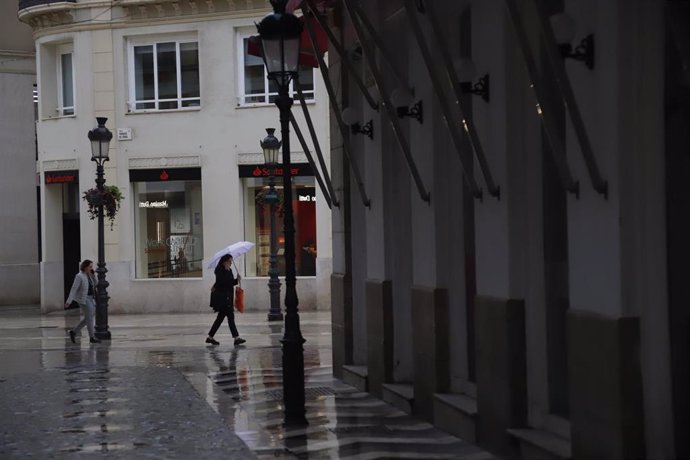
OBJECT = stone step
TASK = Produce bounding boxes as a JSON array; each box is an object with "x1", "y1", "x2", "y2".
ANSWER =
[
  {"x1": 342, "y1": 365, "x2": 368, "y2": 392},
  {"x1": 434, "y1": 393, "x2": 477, "y2": 442},
  {"x1": 508, "y1": 428, "x2": 572, "y2": 460},
  {"x1": 382, "y1": 383, "x2": 414, "y2": 414}
]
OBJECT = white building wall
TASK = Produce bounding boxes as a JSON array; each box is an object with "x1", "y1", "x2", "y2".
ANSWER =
[{"x1": 29, "y1": 4, "x2": 331, "y2": 314}]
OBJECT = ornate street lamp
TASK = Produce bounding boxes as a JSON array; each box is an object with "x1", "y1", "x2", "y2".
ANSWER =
[
  {"x1": 88, "y1": 117, "x2": 113, "y2": 340},
  {"x1": 257, "y1": 0, "x2": 306, "y2": 424},
  {"x1": 260, "y1": 128, "x2": 283, "y2": 322}
]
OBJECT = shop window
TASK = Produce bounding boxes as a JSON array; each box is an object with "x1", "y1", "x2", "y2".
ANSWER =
[
  {"x1": 238, "y1": 35, "x2": 314, "y2": 105},
  {"x1": 128, "y1": 39, "x2": 200, "y2": 111},
  {"x1": 132, "y1": 170, "x2": 203, "y2": 279},
  {"x1": 242, "y1": 173, "x2": 316, "y2": 277}
]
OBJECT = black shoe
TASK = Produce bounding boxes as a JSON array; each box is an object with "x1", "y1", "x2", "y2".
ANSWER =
[
  {"x1": 234, "y1": 337, "x2": 246, "y2": 346},
  {"x1": 89, "y1": 337, "x2": 101, "y2": 344},
  {"x1": 69, "y1": 330, "x2": 76, "y2": 344},
  {"x1": 206, "y1": 337, "x2": 220, "y2": 345}
]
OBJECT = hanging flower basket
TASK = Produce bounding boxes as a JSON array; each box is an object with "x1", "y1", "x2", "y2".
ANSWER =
[
  {"x1": 83, "y1": 185, "x2": 123, "y2": 229},
  {"x1": 255, "y1": 187, "x2": 285, "y2": 217}
]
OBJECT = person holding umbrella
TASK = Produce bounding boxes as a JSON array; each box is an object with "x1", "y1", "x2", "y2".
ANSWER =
[{"x1": 206, "y1": 254, "x2": 246, "y2": 346}]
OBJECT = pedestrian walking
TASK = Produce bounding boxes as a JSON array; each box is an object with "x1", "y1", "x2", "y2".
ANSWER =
[
  {"x1": 206, "y1": 254, "x2": 246, "y2": 346},
  {"x1": 65, "y1": 259, "x2": 100, "y2": 344}
]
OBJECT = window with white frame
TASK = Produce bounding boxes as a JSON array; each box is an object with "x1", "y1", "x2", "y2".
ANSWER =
[
  {"x1": 239, "y1": 36, "x2": 314, "y2": 105},
  {"x1": 128, "y1": 39, "x2": 200, "y2": 111},
  {"x1": 56, "y1": 45, "x2": 75, "y2": 116}
]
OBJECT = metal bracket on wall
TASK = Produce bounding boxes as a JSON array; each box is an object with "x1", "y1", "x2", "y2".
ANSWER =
[
  {"x1": 343, "y1": 0, "x2": 432, "y2": 203},
  {"x1": 303, "y1": 1, "x2": 371, "y2": 208},
  {"x1": 304, "y1": 1, "x2": 378, "y2": 111},
  {"x1": 289, "y1": 112, "x2": 334, "y2": 209},
  {"x1": 530, "y1": 0, "x2": 607, "y2": 198},
  {"x1": 294, "y1": 85, "x2": 339, "y2": 208},
  {"x1": 504, "y1": 0, "x2": 580, "y2": 197},
  {"x1": 406, "y1": 0, "x2": 499, "y2": 200},
  {"x1": 398, "y1": 0, "x2": 484, "y2": 200}
]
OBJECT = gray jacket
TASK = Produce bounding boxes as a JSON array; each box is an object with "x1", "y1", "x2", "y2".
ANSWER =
[{"x1": 66, "y1": 271, "x2": 96, "y2": 306}]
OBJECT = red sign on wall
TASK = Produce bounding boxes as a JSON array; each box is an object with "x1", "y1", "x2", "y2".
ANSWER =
[
  {"x1": 238, "y1": 164, "x2": 313, "y2": 178},
  {"x1": 45, "y1": 170, "x2": 78, "y2": 185}
]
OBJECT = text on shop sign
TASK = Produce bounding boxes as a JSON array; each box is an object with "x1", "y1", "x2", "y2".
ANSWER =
[{"x1": 139, "y1": 200, "x2": 169, "y2": 208}]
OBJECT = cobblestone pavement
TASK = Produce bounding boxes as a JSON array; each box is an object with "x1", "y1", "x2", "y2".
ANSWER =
[{"x1": 0, "y1": 305, "x2": 496, "y2": 459}]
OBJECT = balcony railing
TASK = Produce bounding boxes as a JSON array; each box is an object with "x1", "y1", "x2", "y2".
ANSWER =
[{"x1": 18, "y1": 0, "x2": 76, "y2": 11}]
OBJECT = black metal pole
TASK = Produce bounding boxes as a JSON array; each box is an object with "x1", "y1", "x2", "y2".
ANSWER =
[
  {"x1": 94, "y1": 161, "x2": 111, "y2": 340},
  {"x1": 276, "y1": 87, "x2": 306, "y2": 424},
  {"x1": 267, "y1": 169, "x2": 283, "y2": 321}
]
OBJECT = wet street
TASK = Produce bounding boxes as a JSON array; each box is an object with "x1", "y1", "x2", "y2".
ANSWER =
[{"x1": 0, "y1": 306, "x2": 495, "y2": 459}]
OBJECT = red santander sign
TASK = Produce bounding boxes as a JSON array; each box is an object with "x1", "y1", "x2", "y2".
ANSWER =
[
  {"x1": 45, "y1": 171, "x2": 78, "y2": 184},
  {"x1": 239, "y1": 164, "x2": 313, "y2": 178}
]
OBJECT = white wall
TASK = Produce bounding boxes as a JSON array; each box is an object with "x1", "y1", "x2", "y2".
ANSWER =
[{"x1": 34, "y1": 9, "x2": 331, "y2": 313}]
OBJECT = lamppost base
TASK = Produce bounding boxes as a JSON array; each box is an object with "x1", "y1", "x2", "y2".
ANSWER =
[
  {"x1": 95, "y1": 329, "x2": 111, "y2": 340},
  {"x1": 268, "y1": 312, "x2": 284, "y2": 322},
  {"x1": 281, "y1": 333, "x2": 306, "y2": 422},
  {"x1": 283, "y1": 414, "x2": 309, "y2": 426}
]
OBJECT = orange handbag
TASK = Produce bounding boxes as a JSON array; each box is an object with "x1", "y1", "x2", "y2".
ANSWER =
[{"x1": 235, "y1": 285, "x2": 245, "y2": 313}]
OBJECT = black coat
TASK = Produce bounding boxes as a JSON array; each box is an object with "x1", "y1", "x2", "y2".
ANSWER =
[{"x1": 209, "y1": 265, "x2": 238, "y2": 311}]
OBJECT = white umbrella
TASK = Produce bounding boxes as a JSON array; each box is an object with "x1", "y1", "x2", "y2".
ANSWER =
[{"x1": 207, "y1": 241, "x2": 255, "y2": 269}]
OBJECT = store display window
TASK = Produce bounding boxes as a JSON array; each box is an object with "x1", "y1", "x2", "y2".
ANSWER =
[
  {"x1": 131, "y1": 168, "x2": 203, "y2": 279},
  {"x1": 240, "y1": 164, "x2": 316, "y2": 277}
]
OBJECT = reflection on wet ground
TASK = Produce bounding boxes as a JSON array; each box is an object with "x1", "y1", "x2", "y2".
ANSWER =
[{"x1": 0, "y1": 307, "x2": 495, "y2": 459}]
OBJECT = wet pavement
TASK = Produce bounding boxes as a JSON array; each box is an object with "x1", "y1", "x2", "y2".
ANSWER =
[{"x1": 0, "y1": 305, "x2": 496, "y2": 459}]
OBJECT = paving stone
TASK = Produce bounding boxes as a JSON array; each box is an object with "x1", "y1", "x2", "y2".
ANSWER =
[
  {"x1": 0, "y1": 366, "x2": 255, "y2": 459},
  {"x1": 0, "y1": 308, "x2": 496, "y2": 459}
]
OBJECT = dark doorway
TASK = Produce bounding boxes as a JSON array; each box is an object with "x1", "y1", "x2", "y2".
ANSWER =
[
  {"x1": 62, "y1": 182, "x2": 80, "y2": 299},
  {"x1": 62, "y1": 214, "x2": 80, "y2": 299}
]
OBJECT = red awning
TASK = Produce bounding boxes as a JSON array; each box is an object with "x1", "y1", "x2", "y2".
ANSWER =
[
  {"x1": 247, "y1": 14, "x2": 328, "y2": 68},
  {"x1": 286, "y1": 0, "x2": 339, "y2": 13},
  {"x1": 286, "y1": 0, "x2": 303, "y2": 12}
]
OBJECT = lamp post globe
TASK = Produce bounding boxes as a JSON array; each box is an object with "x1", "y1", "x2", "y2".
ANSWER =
[
  {"x1": 256, "y1": 0, "x2": 303, "y2": 90},
  {"x1": 261, "y1": 127, "x2": 281, "y2": 165},
  {"x1": 87, "y1": 117, "x2": 113, "y2": 340},
  {"x1": 261, "y1": 128, "x2": 283, "y2": 323},
  {"x1": 88, "y1": 117, "x2": 113, "y2": 162},
  {"x1": 257, "y1": 0, "x2": 307, "y2": 424}
]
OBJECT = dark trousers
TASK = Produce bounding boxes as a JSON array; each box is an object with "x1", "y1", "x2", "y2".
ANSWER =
[{"x1": 208, "y1": 308, "x2": 239, "y2": 338}]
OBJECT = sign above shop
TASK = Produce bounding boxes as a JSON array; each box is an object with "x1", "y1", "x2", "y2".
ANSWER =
[
  {"x1": 129, "y1": 167, "x2": 201, "y2": 182},
  {"x1": 238, "y1": 163, "x2": 313, "y2": 178},
  {"x1": 45, "y1": 170, "x2": 78, "y2": 185}
]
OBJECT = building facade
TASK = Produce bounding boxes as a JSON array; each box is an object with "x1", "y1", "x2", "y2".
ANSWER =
[
  {"x1": 326, "y1": 0, "x2": 688, "y2": 459},
  {"x1": 19, "y1": 0, "x2": 332, "y2": 314},
  {"x1": 0, "y1": 3, "x2": 38, "y2": 306}
]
